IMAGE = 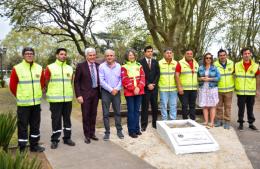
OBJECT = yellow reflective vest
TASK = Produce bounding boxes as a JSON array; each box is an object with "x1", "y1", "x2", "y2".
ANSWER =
[
  {"x1": 158, "y1": 58, "x2": 177, "y2": 92},
  {"x1": 46, "y1": 59, "x2": 73, "y2": 102},
  {"x1": 179, "y1": 58, "x2": 199, "y2": 90},
  {"x1": 214, "y1": 59, "x2": 234, "y2": 92},
  {"x1": 15, "y1": 60, "x2": 42, "y2": 106},
  {"x1": 235, "y1": 60, "x2": 259, "y2": 95}
]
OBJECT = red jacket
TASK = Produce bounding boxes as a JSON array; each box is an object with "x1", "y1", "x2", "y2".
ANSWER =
[{"x1": 121, "y1": 62, "x2": 145, "y2": 96}]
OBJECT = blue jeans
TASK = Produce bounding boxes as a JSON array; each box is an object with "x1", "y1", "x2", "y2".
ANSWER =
[
  {"x1": 125, "y1": 95, "x2": 142, "y2": 134},
  {"x1": 160, "y1": 91, "x2": 177, "y2": 120}
]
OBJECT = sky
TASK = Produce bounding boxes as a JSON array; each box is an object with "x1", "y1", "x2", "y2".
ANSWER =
[
  {"x1": 0, "y1": 16, "x2": 12, "y2": 41},
  {"x1": 0, "y1": 16, "x2": 221, "y2": 56}
]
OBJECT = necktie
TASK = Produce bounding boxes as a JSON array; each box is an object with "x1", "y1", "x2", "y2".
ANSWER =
[
  {"x1": 148, "y1": 59, "x2": 151, "y2": 69},
  {"x1": 90, "y1": 64, "x2": 97, "y2": 88}
]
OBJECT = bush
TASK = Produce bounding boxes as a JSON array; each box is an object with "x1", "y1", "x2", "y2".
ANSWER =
[
  {"x1": 0, "y1": 112, "x2": 17, "y2": 152},
  {"x1": 0, "y1": 149, "x2": 41, "y2": 169}
]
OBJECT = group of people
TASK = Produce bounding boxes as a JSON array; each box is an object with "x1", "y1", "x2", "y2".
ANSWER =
[{"x1": 9, "y1": 46, "x2": 259, "y2": 153}]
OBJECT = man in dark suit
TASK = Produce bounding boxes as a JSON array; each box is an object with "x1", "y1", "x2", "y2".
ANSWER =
[
  {"x1": 74, "y1": 47, "x2": 100, "y2": 144},
  {"x1": 140, "y1": 46, "x2": 160, "y2": 131}
]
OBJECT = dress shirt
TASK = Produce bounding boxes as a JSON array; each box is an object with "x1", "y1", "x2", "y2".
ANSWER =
[{"x1": 99, "y1": 61, "x2": 122, "y2": 93}]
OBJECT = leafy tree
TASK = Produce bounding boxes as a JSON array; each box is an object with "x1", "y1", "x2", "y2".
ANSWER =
[
  {"x1": 1, "y1": 29, "x2": 79, "y2": 69},
  {"x1": 0, "y1": 0, "x2": 111, "y2": 56}
]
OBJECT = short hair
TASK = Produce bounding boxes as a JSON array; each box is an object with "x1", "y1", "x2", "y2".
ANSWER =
[
  {"x1": 22, "y1": 47, "x2": 34, "y2": 56},
  {"x1": 144, "y1": 45, "x2": 153, "y2": 52},
  {"x1": 240, "y1": 47, "x2": 252, "y2": 55},
  {"x1": 185, "y1": 48, "x2": 193, "y2": 53},
  {"x1": 85, "y1": 47, "x2": 96, "y2": 56},
  {"x1": 203, "y1": 52, "x2": 213, "y2": 66},
  {"x1": 124, "y1": 49, "x2": 137, "y2": 62},
  {"x1": 163, "y1": 48, "x2": 173, "y2": 53},
  {"x1": 56, "y1": 48, "x2": 67, "y2": 55},
  {"x1": 217, "y1": 49, "x2": 227, "y2": 56},
  {"x1": 104, "y1": 49, "x2": 115, "y2": 56}
]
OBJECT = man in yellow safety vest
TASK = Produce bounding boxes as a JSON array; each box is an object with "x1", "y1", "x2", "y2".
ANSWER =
[
  {"x1": 235, "y1": 47, "x2": 260, "y2": 131},
  {"x1": 45, "y1": 48, "x2": 75, "y2": 149},
  {"x1": 158, "y1": 48, "x2": 178, "y2": 120},
  {"x1": 175, "y1": 49, "x2": 199, "y2": 120},
  {"x1": 214, "y1": 49, "x2": 234, "y2": 129},
  {"x1": 9, "y1": 47, "x2": 45, "y2": 152}
]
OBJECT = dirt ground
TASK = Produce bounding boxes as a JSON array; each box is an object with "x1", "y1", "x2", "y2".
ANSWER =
[{"x1": 98, "y1": 123, "x2": 253, "y2": 169}]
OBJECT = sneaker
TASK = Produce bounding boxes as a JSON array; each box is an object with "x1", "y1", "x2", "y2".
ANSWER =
[
  {"x1": 103, "y1": 134, "x2": 110, "y2": 141},
  {"x1": 51, "y1": 142, "x2": 58, "y2": 149},
  {"x1": 117, "y1": 132, "x2": 124, "y2": 139},
  {"x1": 249, "y1": 124, "x2": 258, "y2": 131},
  {"x1": 215, "y1": 120, "x2": 222, "y2": 127},
  {"x1": 223, "y1": 122, "x2": 230, "y2": 130},
  {"x1": 64, "y1": 139, "x2": 75, "y2": 146},
  {"x1": 30, "y1": 145, "x2": 45, "y2": 152},
  {"x1": 238, "y1": 124, "x2": 243, "y2": 131}
]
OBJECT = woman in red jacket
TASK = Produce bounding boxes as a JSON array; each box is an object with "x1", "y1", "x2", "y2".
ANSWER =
[{"x1": 121, "y1": 49, "x2": 145, "y2": 138}]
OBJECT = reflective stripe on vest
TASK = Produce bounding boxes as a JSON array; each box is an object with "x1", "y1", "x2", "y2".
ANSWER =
[
  {"x1": 214, "y1": 59, "x2": 234, "y2": 92},
  {"x1": 46, "y1": 60, "x2": 73, "y2": 102},
  {"x1": 179, "y1": 58, "x2": 199, "y2": 90},
  {"x1": 14, "y1": 60, "x2": 43, "y2": 106},
  {"x1": 158, "y1": 58, "x2": 177, "y2": 91},
  {"x1": 235, "y1": 60, "x2": 258, "y2": 95},
  {"x1": 122, "y1": 61, "x2": 142, "y2": 87}
]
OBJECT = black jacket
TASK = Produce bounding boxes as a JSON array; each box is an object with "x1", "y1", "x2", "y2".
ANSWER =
[{"x1": 139, "y1": 57, "x2": 160, "y2": 91}]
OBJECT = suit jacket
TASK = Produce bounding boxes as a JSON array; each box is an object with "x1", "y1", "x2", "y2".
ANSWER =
[
  {"x1": 139, "y1": 57, "x2": 160, "y2": 91},
  {"x1": 74, "y1": 61, "x2": 100, "y2": 98}
]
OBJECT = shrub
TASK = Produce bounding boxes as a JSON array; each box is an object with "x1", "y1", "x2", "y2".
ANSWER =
[
  {"x1": 0, "y1": 149, "x2": 41, "y2": 169},
  {"x1": 0, "y1": 112, "x2": 17, "y2": 152}
]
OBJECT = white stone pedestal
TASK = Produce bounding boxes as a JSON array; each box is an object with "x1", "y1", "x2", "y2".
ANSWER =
[{"x1": 157, "y1": 120, "x2": 219, "y2": 154}]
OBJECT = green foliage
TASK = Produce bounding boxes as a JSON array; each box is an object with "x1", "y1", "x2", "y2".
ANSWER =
[
  {"x1": 0, "y1": 149, "x2": 41, "y2": 169},
  {"x1": 1, "y1": 29, "x2": 79, "y2": 68},
  {"x1": 0, "y1": 112, "x2": 17, "y2": 152}
]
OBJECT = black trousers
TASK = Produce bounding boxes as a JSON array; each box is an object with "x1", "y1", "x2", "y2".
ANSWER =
[
  {"x1": 50, "y1": 102, "x2": 72, "y2": 143},
  {"x1": 17, "y1": 105, "x2": 41, "y2": 148},
  {"x1": 178, "y1": 90, "x2": 197, "y2": 120},
  {"x1": 101, "y1": 89, "x2": 122, "y2": 134},
  {"x1": 141, "y1": 89, "x2": 158, "y2": 129},
  {"x1": 237, "y1": 95, "x2": 255, "y2": 124}
]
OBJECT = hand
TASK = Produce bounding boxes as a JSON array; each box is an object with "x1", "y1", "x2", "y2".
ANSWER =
[
  {"x1": 134, "y1": 87, "x2": 140, "y2": 95},
  {"x1": 148, "y1": 84, "x2": 155, "y2": 90},
  {"x1": 256, "y1": 90, "x2": 260, "y2": 97},
  {"x1": 111, "y1": 89, "x2": 118, "y2": 96},
  {"x1": 77, "y1": 96, "x2": 84, "y2": 104},
  {"x1": 178, "y1": 88, "x2": 184, "y2": 95}
]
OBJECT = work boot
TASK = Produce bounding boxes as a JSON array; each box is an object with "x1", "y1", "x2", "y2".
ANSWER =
[
  {"x1": 30, "y1": 145, "x2": 45, "y2": 152},
  {"x1": 64, "y1": 139, "x2": 75, "y2": 146},
  {"x1": 51, "y1": 142, "x2": 58, "y2": 149}
]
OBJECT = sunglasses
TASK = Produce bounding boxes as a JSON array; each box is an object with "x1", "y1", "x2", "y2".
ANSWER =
[{"x1": 205, "y1": 57, "x2": 212, "y2": 60}]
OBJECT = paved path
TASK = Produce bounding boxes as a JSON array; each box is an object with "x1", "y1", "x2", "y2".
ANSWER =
[
  {"x1": 231, "y1": 96, "x2": 260, "y2": 169},
  {"x1": 40, "y1": 100, "x2": 155, "y2": 169}
]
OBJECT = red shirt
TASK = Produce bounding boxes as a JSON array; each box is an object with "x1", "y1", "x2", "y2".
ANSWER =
[
  {"x1": 45, "y1": 67, "x2": 51, "y2": 82},
  {"x1": 243, "y1": 61, "x2": 260, "y2": 75},
  {"x1": 175, "y1": 60, "x2": 194, "y2": 73},
  {"x1": 9, "y1": 68, "x2": 45, "y2": 97}
]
